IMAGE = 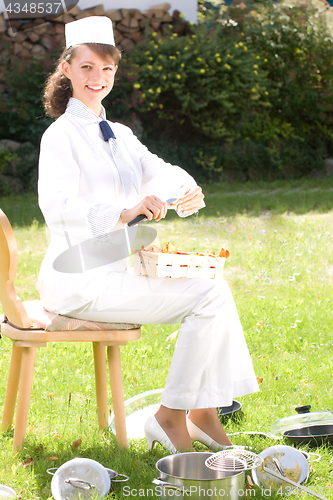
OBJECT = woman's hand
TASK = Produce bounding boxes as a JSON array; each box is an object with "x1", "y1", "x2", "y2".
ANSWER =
[
  {"x1": 120, "y1": 195, "x2": 168, "y2": 224},
  {"x1": 176, "y1": 185, "x2": 205, "y2": 216}
]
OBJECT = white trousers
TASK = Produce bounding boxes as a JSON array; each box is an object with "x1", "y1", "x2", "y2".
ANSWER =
[{"x1": 67, "y1": 272, "x2": 259, "y2": 410}]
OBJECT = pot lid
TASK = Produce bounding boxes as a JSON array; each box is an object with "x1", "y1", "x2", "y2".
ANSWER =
[
  {"x1": 109, "y1": 389, "x2": 162, "y2": 440},
  {"x1": 252, "y1": 445, "x2": 309, "y2": 492},
  {"x1": 0, "y1": 485, "x2": 16, "y2": 499},
  {"x1": 271, "y1": 406, "x2": 333, "y2": 437},
  {"x1": 51, "y1": 458, "x2": 110, "y2": 500}
]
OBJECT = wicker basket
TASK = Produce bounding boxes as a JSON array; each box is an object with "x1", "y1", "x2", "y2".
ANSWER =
[{"x1": 133, "y1": 251, "x2": 225, "y2": 279}]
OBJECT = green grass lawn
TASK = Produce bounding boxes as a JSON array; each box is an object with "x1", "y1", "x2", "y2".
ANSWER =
[{"x1": 1, "y1": 178, "x2": 333, "y2": 499}]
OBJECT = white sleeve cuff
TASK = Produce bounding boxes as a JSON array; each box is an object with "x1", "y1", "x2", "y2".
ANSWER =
[{"x1": 87, "y1": 203, "x2": 124, "y2": 238}]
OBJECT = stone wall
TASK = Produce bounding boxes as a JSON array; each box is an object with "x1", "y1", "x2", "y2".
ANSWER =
[{"x1": 0, "y1": 2, "x2": 191, "y2": 58}]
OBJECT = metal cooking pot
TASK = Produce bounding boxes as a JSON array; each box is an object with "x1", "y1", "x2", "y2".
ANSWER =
[
  {"x1": 0, "y1": 485, "x2": 16, "y2": 499},
  {"x1": 252, "y1": 445, "x2": 309, "y2": 492},
  {"x1": 48, "y1": 458, "x2": 129, "y2": 500},
  {"x1": 154, "y1": 452, "x2": 244, "y2": 499}
]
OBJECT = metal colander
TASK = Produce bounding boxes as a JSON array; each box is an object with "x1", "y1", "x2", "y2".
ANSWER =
[{"x1": 205, "y1": 450, "x2": 263, "y2": 472}]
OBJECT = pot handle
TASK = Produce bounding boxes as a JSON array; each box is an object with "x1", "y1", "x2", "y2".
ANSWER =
[
  {"x1": 46, "y1": 468, "x2": 58, "y2": 476},
  {"x1": 64, "y1": 478, "x2": 95, "y2": 490},
  {"x1": 306, "y1": 453, "x2": 321, "y2": 463},
  {"x1": 111, "y1": 474, "x2": 130, "y2": 483},
  {"x1": 152, "y1": 478, "x2": 190, "y2": 492}
]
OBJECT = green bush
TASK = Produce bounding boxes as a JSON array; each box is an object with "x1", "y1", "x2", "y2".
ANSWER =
[
  {"x1": 0, "y1": 145, "x2": 39, "y2": 196},
  {"x1": 1, "y1": 0, "x2": 333, "y2": 184},
  {"x1": 0, "y1": 41, "x2": 55, "y2": 146},
  {"x1": 142, "y1": 132, "x2": 327, "y2": 183},
  {"x1": 113, "y1": 25, "x2": 293, "y2": 143},
  {"x1": 0, "y1": 147, "x2": 17, "y2": 196},
  {"x1": 0, "y1": 41, "x2": 59, "y2": 195},
  {"x1": 0, "y1": 148, "x2": 17, "y2": 174},
  {"x1": 104, "y1": 0, "x2": 333, "y2": 181},
  {"x1": 219, "y1": 0, "x2": 333, "y2": 150}
]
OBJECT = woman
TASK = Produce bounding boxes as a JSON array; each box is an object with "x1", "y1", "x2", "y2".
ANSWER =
[{"x1": 38, "y1": 16, "x2": 259, "y2": 453}]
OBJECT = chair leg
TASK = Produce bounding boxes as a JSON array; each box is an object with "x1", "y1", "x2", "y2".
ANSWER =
[
  {"x1": 93, "y1": 342, "x2": 109, "y2": 429},
  {"x1": 107, "y1": 346, "x2": 127, "y2": 448},
  {"x1": 1, "y1": 343, "x2": 23, "y2": 431},
  {"x1": 13, "y1": 346, "x2": 36, "y2": 451}
]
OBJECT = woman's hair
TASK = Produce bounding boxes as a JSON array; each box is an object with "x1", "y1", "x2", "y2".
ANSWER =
[{"x1": 43, "y1": 43, "x2": 122, "y2": 118}]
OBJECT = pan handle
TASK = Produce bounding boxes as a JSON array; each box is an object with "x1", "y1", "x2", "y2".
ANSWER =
[
  {"x1": 111, "y1": 474, "x2": 130, "y2": 483},
  {"x1": 227, "y1": 431, "x2": 281, "y2": 440},
  {"x1": 264, "y1": 467, "x2": 328, "y2": 500},
  {"x1": 64, "y1": 478, "x2": 95, "y2": 490},
  {"x1": 152, "y1": 478, "x2": 190, "y2": 492},
  {"x1": 306, "y1": 453, "x2": 321, "y2": 463},
  {"x1": 46, "y1": 468, "x2": 58, "y2": 476}
]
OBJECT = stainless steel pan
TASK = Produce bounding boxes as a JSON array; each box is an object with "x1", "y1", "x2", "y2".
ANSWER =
[{"x1": 154, "y1": 452, "x2": 244, "y2": 499}]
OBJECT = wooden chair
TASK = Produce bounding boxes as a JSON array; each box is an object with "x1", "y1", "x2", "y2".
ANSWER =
[{"x1": 0, "y1": 209, "x2": 141, "y2": 450}]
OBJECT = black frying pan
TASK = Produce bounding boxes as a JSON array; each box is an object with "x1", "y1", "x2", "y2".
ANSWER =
[
  {"x1": 217, "y1": 400, "x2": 242, "y2": 421},
  {"x1": 283, "y1": 424, "x2": 333, "y2": 446}
]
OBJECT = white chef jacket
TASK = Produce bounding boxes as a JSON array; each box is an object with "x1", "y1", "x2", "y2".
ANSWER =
[
  {"x1": 38, "y1": 98, "x2": 202, "y2": 314},
  {"x1": 38, "y1": 99, "x2": 259, "y2": 409}
]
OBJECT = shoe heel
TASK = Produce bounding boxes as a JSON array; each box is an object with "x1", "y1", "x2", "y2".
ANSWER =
[
  {"x1": 145, "y1": 431, "x2": 155, "y2": 451},
  {"x1": 144, "y1": 415, "x2": 177, "y2": 454}
]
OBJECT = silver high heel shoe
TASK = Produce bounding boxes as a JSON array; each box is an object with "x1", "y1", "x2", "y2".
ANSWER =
[
  {"x1": 144, "y1": 416, "x2": 177, "y2": 454},
  {"x1": 187, "y1": 418, "x2": 243, "y2": 452}
]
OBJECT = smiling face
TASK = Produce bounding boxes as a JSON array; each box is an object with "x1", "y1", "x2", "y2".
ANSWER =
[{"x1": 61, "y1": 44, "x2": 118, "y2": 115}]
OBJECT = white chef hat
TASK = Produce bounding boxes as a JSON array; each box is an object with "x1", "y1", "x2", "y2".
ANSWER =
[{"x1": 65, "y1": 16, "x2": 115, "y2": 49}]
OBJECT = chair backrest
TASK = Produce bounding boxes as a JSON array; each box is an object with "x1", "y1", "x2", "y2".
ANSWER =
[{"x1": 0, "y1": 209, "x2": 31, "y2": 328}]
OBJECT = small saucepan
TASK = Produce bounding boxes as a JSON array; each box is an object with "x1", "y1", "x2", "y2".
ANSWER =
[
  {"x1": 0, "y1": 485, "x2": 16, "y2": 499},
  {"x1": 252, "y1": 445, "x2": 310, "y2": 492},
  {"x1": 47, "y1": 458, "x2": 129, "y2": 500}
]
